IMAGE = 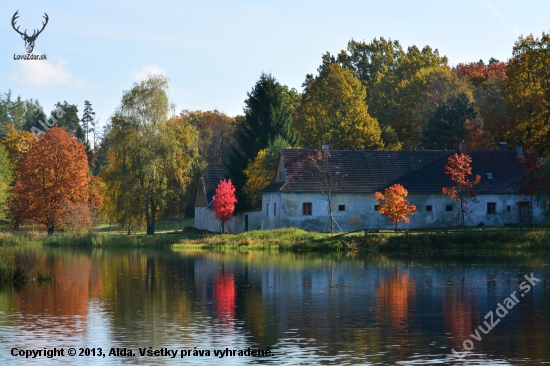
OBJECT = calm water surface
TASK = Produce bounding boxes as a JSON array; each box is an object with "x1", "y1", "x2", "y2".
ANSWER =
[{"x1": 0, "y1": 247, "x2": 549, "y2": 365}]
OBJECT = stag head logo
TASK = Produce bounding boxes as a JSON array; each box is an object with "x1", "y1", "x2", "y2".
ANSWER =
[{"x1": 12, "y1": 11, "x2": 49, "y2": 54}]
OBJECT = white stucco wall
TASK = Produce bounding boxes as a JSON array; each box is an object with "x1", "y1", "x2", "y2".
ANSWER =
[
  {"x1": 195, "y1": 207, "x2": 262, "y2": 233},
  {"x1": 261, "y1": 192, "x2": 549, "y2": 231}
]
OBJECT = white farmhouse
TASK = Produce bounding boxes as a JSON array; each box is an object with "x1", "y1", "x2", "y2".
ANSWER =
[{"x1": 260, "y1": 145, "x2": 549, "y2": 231}]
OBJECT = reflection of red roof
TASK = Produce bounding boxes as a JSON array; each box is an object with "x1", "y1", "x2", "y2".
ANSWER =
[{"x1": 213, "y1": 273, "x2": 235, "y2": 322}]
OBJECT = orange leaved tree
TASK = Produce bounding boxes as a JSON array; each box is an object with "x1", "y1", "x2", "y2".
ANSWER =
[
  {"x1": 212, "y1": 179, "x2": 237, "y2": 233},
  {"x1": 442, "y1": 153, "x2": 481, "y2": 227},
  {"x1": 375, "y1": 184, "x2": 416, "y2": 232},
  {"x1": 10, "y1": 127, "x2": 101, "y2": 234}
]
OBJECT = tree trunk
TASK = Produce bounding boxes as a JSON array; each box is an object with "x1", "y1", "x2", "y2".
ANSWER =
[
  {"x1": 47, "y1": 226, "x2": 55, "y2": 235},
  {"x1": 147, "y1": 202, "x2": 156, "y2": 235}
]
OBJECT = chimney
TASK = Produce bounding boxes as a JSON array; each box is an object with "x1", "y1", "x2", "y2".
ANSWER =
[
  {"x1": 498, "y1": 141, "x2": 508, "y2": 150},
  {"x1": 321, "y1": 140, "x2": 329, "y2": 151},
  {"x1": 459, "y1": 140, "x2": 466, "y2": 154},
  {"x1": 516, "y1": 140, "x2": 523, "y2": 157}
]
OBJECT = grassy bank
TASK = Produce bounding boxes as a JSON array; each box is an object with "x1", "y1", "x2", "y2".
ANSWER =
[
  {"x1": 1, "y1": 227, "x2": 550, "y2": 254},
  {"x1": 172, "y1": 228, "x2": 550, "y2": 254}
]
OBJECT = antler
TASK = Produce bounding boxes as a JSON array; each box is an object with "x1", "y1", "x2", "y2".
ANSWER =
[
  {"x1": 30, "y1": 13, "x2": 49, "y2": 39},
  {"x1": 11, "y1": 11, "x2": 26, "y2": 37}
]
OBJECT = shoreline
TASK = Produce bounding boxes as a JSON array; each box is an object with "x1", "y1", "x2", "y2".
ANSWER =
[{"x1": 1, "y1": 228, "x2": 549, "y2": 254}]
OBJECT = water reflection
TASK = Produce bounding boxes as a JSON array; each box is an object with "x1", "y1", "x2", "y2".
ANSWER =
[{"x1": 0, "y1": 248, "x2": 548, "y2": 365}]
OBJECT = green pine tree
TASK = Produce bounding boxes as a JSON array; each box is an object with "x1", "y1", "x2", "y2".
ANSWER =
[
  {"x1": 421, "y1": 93, "x2": 477, "y2": 150},
  {"x1": 227, "y1": 73, "x2": 297, "y2": 210}
]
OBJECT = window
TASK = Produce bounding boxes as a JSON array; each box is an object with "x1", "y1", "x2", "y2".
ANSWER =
[
  {"x1": 487, "y1": 202, "x2": 496, "y2": 214},
  {"x1": 426, "y1": 205, "x2": 433, "y2": 212},
  {"x1": 446, "y1": 205, "x2": 453, "y2": 212},
  {"x1": 507, "y1": 205, "x2": 511, "y2": 212},
  {"x1": 279, "y1": 171, "x2": 285, "y2": 181},
  {"x1": 303, "y1": 202, "x2": 312, "y2": 215},
  {"x1": 266, "y1": 203, "x2": 269, "y2": 215},
  {"x1": 338, "y1": 204, "x2": 346, "y2": 211},
  {"x1": 374, "y1": 205, "x2": 379, "y2": 211},
  {"x1": 274, "y1": 202, "x2": 277, "y2": 216}
]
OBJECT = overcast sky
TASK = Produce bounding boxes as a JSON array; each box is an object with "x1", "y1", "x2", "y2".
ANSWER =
[{"x1": 0, "y1": 0, "x2": 548, "y2": 130}]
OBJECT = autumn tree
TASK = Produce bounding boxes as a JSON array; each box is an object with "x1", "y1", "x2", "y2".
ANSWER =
[
  {"x1": 375, "y1": 184, "x2": 416, "y2": 231},
  {"x1": 212, "y1": 179, "x2": 237, "y2": 233},
  {"x1": 456, "y1": 59, "x2": 508, "y2": 148},
  {"x1": 0, "y1": 144, "x2": 14, "y2": 223},
  {"x1": 1, "y1": 124, "x2": 34, "y2": 166},
  {"x1": 10, "y1": 127, "x2": 99, "y2": 234},
  {"x1": 295, "y1": 63, "x2": 383, "y2": 150},
  {"x1": 181, "y1": 110, "x2": 237, "y2": 166},
  {"x1": 517, "y1": 149, "x2": 550, "y2": 229},
  {"x1": 101, "y1": 76, "x2": 200, "y2": 234},
  {"x1": 243, "y1": 136, "x2": 290, "y2": 209},
  {"x1": 502, "y1": 33, "x2": 550, "y2": 156},
  {"x1": 442, "y1": 153, "x2": 481, "y2": 227}
]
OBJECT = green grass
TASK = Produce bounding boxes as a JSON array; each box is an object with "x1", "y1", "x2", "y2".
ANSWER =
[
  {"x1": 172, "y1": 227, "x2": 550, "y2": 254},
  {"x1": 94, "y1": 219, "x2": 194, "y2": 234},
  {"x1": 1, "y1": 223, "x2": 549, "y2": 254}
]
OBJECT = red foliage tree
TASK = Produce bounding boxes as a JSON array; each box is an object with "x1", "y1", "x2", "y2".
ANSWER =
[
  {"x1": 212, "y1": 179, "x2": 237, "y2": 233},
  {"x1": 456, "y1": 60, "x2": 507, "y2": 87},
  {"x1": 375, "y1": 184, "x2": 416, "y2": 231},
  {"x1": 517, "y1": 149, "x2": 549, "y2": 229},
  {"x1": 10, "y1": 127, "x2": 102, "y2": 234},
  {"x1": 442, "y1": 153, "x2": 481, "y2": 227}
]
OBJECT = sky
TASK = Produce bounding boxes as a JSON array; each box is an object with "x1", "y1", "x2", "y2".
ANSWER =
[{"x1": 0, "y1": 0, "x2": 548, "y2": 132}]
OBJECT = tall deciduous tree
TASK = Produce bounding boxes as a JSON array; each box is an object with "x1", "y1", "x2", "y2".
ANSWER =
[
  {"x1": 0, "y1": 144, "x2": 14, "y2": 223},
  {"x1": 180, "y1": 110, "x2": 237, "y2": 166},
  {"x1": 502, "y1": 33, "x2": 550, "y2": 156},
  {"x1": 228, "y1": 73, "x2": 296, "y2": 210},
  {"x1": 295, "y1": 63, "x2": 383, "y2": 150},
  {"x1": 101, "y1": 76, "x2": 199, "y2": 234},
  {"x1": 10, "y1": 127, "x2": 98, "y2": 234},
  {"x1": 1, "y1": 124, "x2": 34, "y2": 166},
  {"x1": 442, "y1": 153, "x2": 481, "y2": 227},
  {"x1": 375, "y1": 184, "x2": 416, "y2": 231},
  {"x1": 517, "y1": 149, "x2": 550, "y2": 229},
  {"x1": 243, "y1": 136, "x2": 290, "y2": 209},
  {"x1": 456, "y1": 59, "x2": 508, "y2": 149},
  {"x1": 212, "y1": 179, "x2": 237, "y2": 233}
]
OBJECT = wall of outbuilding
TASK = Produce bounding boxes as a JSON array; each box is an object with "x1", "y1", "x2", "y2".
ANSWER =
[{"x1": 195, "y1": 207, "x2": 262, "y2": 233}]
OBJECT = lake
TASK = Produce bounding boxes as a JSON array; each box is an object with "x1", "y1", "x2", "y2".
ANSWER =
[{"x1": 0, "y1": 247, "x2": 549, "y2": 365}]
